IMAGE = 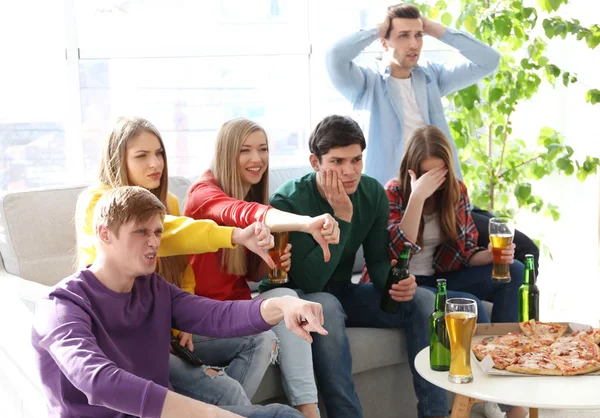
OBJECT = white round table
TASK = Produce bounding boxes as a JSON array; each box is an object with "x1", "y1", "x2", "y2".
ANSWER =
[{"x1": 415, "y1": 347, "x2": 600, "y2": 417}]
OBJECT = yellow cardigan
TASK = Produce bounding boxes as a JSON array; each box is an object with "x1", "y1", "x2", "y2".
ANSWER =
[{"x1": 75, "y1": 182, "x2": 236, "y2": 295}]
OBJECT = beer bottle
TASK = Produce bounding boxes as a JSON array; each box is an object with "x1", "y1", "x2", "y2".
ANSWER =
[
  {"x1": 429, "y1": 278, "x2": 451, "y2": 371},
  {"x1": 518, "y1": 254, "x2": 539, "y2": 321},
  {"x1": 380, "y1": 243, "x2": 412, "y2": 314}
]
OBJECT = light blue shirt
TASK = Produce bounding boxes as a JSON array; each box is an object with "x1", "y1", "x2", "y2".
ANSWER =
[{"x1": 325, "y1": 27, "x2": 501, "y2": 185}]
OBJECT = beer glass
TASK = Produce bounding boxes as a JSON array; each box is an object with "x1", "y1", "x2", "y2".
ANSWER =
[
  {"x1": 267, "y1": 231, "x2": 289, "y2": 284},
  {"x1": 445, "y1": 298, "x2": 478, "y2": 383},
  {"x1": 489, "y1": 217, "x2": 514, "y2": 283}
]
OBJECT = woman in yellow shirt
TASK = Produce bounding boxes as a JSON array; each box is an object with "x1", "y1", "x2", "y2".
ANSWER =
[{"x1": 75, "y1": 116, "x2": 277, "y2": 407}]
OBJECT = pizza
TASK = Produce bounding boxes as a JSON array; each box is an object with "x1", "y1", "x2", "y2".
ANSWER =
[
  {"x1": 471, "y1": 321, "x2": 600, "y2": 376},
  {"x1": 505, "y1": 352, "x2": 562, "y2": 376},
  {"x1": 571, "y1": 328, "x2": 600, "y2": 344},
  {"x1": 518, "y1": 319, "x2": 568, "y2": 345}
]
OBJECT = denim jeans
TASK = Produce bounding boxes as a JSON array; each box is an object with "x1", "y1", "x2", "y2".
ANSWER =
[
  {"x1": 169, "y1": 329, "x2": 276, "y2": 403},
  {"x1": 259, "y1": 287, "x2": 319, "y2": 407},
  {"x1": 222, "y1": 404, "x2": 304, "y2": 418},
  {"x1": 416, "y1": 261, "x2": 524, "y2": 323},
  {"x1": 169, "y1": 355, "x2": 252, "y2": 406},
  {"x1": 294, "y1": 290, "x2": 361, "y2": 418}
]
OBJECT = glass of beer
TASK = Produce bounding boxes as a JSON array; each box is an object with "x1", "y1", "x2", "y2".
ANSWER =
[
  {"x1": 489, "y1": 217, "x2": 514, "y2": 283},
  {"x1": 267, "y1": 231, "x2": 289, "y2": 284},
  {"x1": 445, "y1": 298, "x2": 478, "y2": 384}
]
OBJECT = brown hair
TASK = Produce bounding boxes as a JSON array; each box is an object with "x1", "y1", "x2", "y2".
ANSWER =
[
  {"x1": 384, "y1": 3, "x2": 421, "y2": 39},
  {"x1": 211, "y1": 118, "x2": 270, "y2": 276},
  {"x1": 398, "y1": 125, "x2": 460, "y2": 245},
  {"x1": 309, "y1": 115, "x2": 366, "y2": 162},
  {"x1": 97, "y1": 116, "x2": 187, "y2": 287},
  {"x1": 93, "y1": 186, "x2": 166, "y2": 235}
]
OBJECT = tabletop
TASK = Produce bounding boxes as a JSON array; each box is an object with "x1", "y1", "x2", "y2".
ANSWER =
[{"x1": 415, "y1": 347, "x2": 600, "y2": 410}]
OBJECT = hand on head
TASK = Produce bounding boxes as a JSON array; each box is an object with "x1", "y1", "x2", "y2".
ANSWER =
[
  {"x1": 408, "y1": 166, "x2": 448, "y2": 202},
  {"x1": 320, "y1": 170, "x2": 353, "y2": 222}
]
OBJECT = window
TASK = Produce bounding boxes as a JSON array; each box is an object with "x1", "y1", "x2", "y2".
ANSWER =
[{"x1": 0, "y1": 0, "x2": 67, "y2": 191}]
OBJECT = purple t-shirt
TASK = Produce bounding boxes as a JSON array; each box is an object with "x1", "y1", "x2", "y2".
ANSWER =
[{"x1": 32, "y1": 269, "x2": 271, "y2": 418}]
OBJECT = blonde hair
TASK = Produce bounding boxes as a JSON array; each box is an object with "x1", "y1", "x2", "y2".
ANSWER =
[
  {"x1": 211, "y1": 118, "x2": 270, "y2": 276},
  {"x1": 97, "y1": 116, "x2": 187, "y2": 287},
  {"x1": 398, "y1": 125, "x2": 461, "y2": 245}
]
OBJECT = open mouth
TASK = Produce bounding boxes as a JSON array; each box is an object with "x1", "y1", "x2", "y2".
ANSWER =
[
  {"x1": 246, "y1": 167, "x2": 262, "y2": 174},
  {"x1": 145, "y1": 253, "x2": 156, "y2": 260}
]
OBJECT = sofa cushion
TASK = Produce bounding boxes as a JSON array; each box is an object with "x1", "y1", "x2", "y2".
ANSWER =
[
  {"x1": 269, "y1": 166, "x2": 312, "y2": 196},
  {"x1": 168, "y1": 175, "x2": 195, "y2": 209},
  {"x1": 0, "y1": 185, "x2": 87, "y2": 286}
]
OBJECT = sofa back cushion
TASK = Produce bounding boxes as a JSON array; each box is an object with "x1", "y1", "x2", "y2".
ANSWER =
[{"x1": 0, "y1": 185, "x2": 87, "y2": 286}]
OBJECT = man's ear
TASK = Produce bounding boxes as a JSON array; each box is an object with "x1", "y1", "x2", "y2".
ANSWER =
[
  {"x1": 380, "y1": 38, "x2": 389, "y2": 51},
  {"x1": 97, "y1": 224, "x2": 111, "y2": 244},
  {"x1": 309, "y1": 154, "x2": 320, "y2": 171}
]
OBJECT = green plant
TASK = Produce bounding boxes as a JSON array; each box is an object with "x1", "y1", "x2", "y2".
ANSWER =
[{"x1": 406, "y1": 0, "x2": 599, "y2": 224}]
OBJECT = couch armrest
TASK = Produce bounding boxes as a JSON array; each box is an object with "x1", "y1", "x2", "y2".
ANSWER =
[{"x1": 0, "y1": 256, "x2": 49, "y2": 403}]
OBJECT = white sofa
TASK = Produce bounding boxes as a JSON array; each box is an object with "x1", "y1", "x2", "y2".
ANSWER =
[{"x1": 0, "y1": 167, "x2": 422, "y2": 418}]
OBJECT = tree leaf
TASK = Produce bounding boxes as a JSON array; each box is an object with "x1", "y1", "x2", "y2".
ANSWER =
[
  {"x1": 586, "y1": 89, "x2": 600, "y2": 104},
  {"x1": 494, "y1": 15, "x2": 513, "y2": 38},
  {"x1": 464, "y1": 16, "x2": 478, "y2": 34},
  {"x1": 515, "y1": 183, "x2": 532, "y2": 203},
  {"x1": 441, "y1": 12, "x2": 452, "y2": 27},
  {"x1": 489, "y1": 87, "x2": 504, "y2": 102}
]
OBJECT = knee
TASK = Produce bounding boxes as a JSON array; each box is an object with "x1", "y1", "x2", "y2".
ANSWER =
[
  {"x1": 262, "y1": 287, "x2": 299, "y2": 298},
  {"x1": 411, "y1": 287, "x2": 436, "y2": 313},
  {"x1": 253, "y1": 330, "x2": 278, "y2": 358},
  {"x1": 262, "y1": 403, "x2": 304, "y2": 418},
  {"x1": 210, "y1": 371, "x2": 250, "y2": 405},
  {"x1": 311, "y1": 292, "x2": 346, "y2": 324},
  {"x1": 509, "y1": 261, "x2": 525, "y2": 287}
]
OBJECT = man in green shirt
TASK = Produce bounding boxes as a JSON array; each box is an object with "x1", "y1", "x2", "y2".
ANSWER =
[{"x1": 260, "y1": 115, "x2": 449, "y2": 418}]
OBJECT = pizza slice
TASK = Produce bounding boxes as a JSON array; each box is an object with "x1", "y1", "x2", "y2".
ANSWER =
[
  {"x1": 571, "y1": 328, "x2": 600, "y2": 345},
  {"x1": 552, "y1": 356, "x2": 600, "y2": 376},
  {"x1": 519, "y1": 320, "x2": 568, "y2": 345},
  {"x1": 505, "y1": 352, "x2": 562, "y2": 375},
  {"x1": 472, "y1": 337, "x2": 522, "y2": 370},
  {"x1": 551, "y1": 336, "x2": 600, "y2": 361}
]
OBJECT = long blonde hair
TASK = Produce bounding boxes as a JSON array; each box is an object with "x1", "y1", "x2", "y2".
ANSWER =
[
  {"x1": 211, "y1": 118, "x2": 270, "y2": 276},
  {"x1": 398, "y1": 125, "x2": 461, "y2": 246},
  {"x1": 98, "y1": 116, "x2": 187, "y2": 287}
]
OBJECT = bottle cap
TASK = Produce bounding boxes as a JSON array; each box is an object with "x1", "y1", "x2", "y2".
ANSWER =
[{"x1": 436, "y1": 278, "x2": 446, "y2": 284}]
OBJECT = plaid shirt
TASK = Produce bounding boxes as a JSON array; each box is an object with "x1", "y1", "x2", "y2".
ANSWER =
[{"x1": 385, "y1": 179, "x2": 485, "y2": 274}]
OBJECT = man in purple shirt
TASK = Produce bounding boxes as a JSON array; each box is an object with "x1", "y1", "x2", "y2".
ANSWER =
[{"x1": 32, "y1": 186, "x2": 327, "y2": 418}]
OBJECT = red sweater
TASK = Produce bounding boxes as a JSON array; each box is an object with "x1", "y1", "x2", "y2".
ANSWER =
[{"x1": 184, "y1": 170, "x2": 271, "y2": 301}]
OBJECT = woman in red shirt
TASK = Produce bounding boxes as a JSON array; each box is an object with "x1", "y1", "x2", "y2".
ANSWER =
[{"x1": 184, "y1": 118, "x2": 340, "y2": 418}]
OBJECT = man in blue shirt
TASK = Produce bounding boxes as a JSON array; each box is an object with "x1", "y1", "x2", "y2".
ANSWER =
[{"x1": 326, "y1": 3, "x2": 539, "y2": 275}]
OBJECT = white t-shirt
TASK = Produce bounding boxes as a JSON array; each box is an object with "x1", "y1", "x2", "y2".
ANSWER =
[
  {"x1": 409, "y1": 213, "x2": 443, "y2": 276},
  {"x1": 388, "y1": 76, "x2": 426, "y2": 143}
]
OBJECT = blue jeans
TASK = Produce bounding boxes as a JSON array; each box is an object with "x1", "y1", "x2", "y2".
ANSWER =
[
  {"x1": 260, "y1": 287, "x2": 319, "y2": 407},
  {"x1": 416, "y1": 261, "x2": 524, "y2": 323},
  {"x1": 297, "y1": 284, "x2": 484, "y2": 418},
  {"x1": 169, "y1": 330, "x2": 275, "y2": 403},
  {"x1": 222, "y1": 404, "x2": 304, "y2": 417}
]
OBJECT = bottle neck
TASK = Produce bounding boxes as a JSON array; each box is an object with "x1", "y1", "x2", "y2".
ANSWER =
[
  {"x1": 435, "y1": 292, "x2": 447, "y2": 312},
  {"x1": 524, "y1": 268, "x2": 534, "y2": 285}
]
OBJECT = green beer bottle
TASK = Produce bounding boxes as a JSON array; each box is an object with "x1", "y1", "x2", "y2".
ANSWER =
[
  {"x1": 518, "y1": 254, "x2": 539, "y2": 321},
  {"x1": 380, "y1": 244, "x2": 412, "y2": 314},
  {"x1": 429, "y1": 278, "x2": 451, "y2": 371}
]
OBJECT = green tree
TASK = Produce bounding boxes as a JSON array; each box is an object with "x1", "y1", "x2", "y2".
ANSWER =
[{"x1": 407, "y1": 0, "x2": 599, "y2": 227}]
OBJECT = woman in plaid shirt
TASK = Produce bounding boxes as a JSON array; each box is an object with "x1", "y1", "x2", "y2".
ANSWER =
[{"x1": 385, "y1": 125, "x2": 524, "y2": 323}]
